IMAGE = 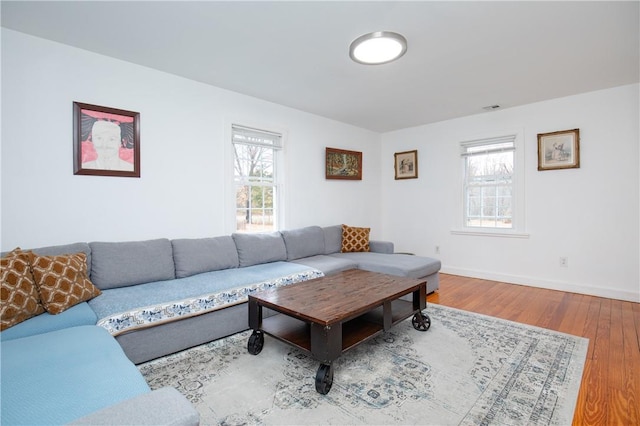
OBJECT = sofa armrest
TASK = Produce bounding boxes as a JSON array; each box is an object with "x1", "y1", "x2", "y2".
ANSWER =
[
  {"x1": 369, "y1": 240, "x2": 394, "y2": 254},
  {"x1": 67, "y1": 387, "x2": 199, "y2": 426}
]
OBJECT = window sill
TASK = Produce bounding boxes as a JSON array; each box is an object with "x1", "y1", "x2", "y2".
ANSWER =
[{"x1": 450, "y1": 229, "x2": 530, "y2": 239}]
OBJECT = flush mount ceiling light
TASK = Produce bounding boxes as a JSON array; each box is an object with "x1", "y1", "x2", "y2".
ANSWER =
[{"x1": 349, "y1": 31, "x2": 407, "y2": 65}]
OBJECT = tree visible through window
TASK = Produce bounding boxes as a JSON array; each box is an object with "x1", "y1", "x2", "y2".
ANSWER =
[
  {"x1": 232, "y1": 125, "x2": 282, "y2": 233},
  {"x1": 462, "y1": 136, "x2": 515, "y2": 229}
]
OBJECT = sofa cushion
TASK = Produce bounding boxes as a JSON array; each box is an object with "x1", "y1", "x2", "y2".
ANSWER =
[
  {"x1": 90, "y1": 262, "x2": 323, "y2": 336},
  {"x1": 90, "y1": 239, "x2": 175, "y2": 289},
  {"x1": 172, "y1": 236, "x2": 239, "y2": 278},
  {"x1": 0, "y1": 249, "x2": 45, "y2": 331},
  {"x1": 0, "y1": 302, "x2": 98, "y2": 342},
  {"x1": 323, "y1": 225, "x2": 342, "y2": 254},
  {"x1": 0, "y1": 325, "x2": 150, "y2": 425},
  {"x1": 341, "y1": 224, "x2": 370, "y2": 253},
  {"x1": 232, "y1": 232, "x2": 287, "y2": 267},
  {"x1": 289, "y1": 255, "x2": 358, "y2": 276},
  {"x1": 369, "y1": 240, "x2": 394, "y2": 254},
  {"x1": 281, "y1": 226, "x2": 325, "y2": 260},
  {"x1": 330, "y1": 252, "x2": 441, "y2": 278},
  {"x1": 30, "y1": 252, "x2": 101, "y2": 314}
]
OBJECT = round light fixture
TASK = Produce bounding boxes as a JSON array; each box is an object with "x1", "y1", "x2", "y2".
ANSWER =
[{"x1": 349, "y1": 31, "x2": 407, "y2": 65}]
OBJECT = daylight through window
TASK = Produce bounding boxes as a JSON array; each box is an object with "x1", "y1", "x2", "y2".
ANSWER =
[
  {"x1": 232, "y1": 125, "x2": 282, "y2": 233},
  {"x1": 461, "y1": 135, "x2": 515, "y2": 229}
]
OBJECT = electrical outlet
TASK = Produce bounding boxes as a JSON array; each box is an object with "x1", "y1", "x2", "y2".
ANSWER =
[
  {"x1": 435, "y1": 246, "x2": 440, "y2": 254},
  {"x1": 559, "y1": 257, "x2": 568, "y2": 267}
]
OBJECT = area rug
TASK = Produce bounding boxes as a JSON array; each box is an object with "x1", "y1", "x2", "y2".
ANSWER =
[{"x1": 138, "y1": 304, "x2": 588, "y2": 425}]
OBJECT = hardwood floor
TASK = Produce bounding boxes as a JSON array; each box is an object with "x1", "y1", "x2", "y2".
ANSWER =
[{"x1": 426, "y1": 274, "x2": 639, "y2": 426}]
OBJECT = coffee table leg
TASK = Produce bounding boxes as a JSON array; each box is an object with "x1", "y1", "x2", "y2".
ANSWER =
[
  {"x1": 247, "y1": 330, "x2": 264, "y2": 355},
  {"x1": 247, "y1": 298, "x2": 265, "y2": 354},
  {"x1": 315, "y1": 363, "x2": 334, "y2": 395},
  {"x1": 412, "y1": 312, "x2": 431, "y2": 331}
]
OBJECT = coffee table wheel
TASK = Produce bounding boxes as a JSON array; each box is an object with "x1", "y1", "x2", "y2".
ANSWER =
[
  {"x1": 315, "y1": 363, "x2": 334, "y2": 395},
  {"x1": 412, "y1": 312, "x2": 431, "y2": 331},
  {"x1": 247, "y1": 330, "x2": 264, "y2": 355}
]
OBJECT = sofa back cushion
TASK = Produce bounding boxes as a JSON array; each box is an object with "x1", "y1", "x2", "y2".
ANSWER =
[
  {"x1": 323, "y1": 225, "x2": 343, "y2": 254},
  {"x1": 89, "y1": 239, "x2": 175, "y2": 289},
  {"x1": 281, "y1": 226, "x2": 325, "y2": 260},
  {"x1": 171, "y1": 236, "x2": 239, "y2": 278},
  {"x1": 232, "y1": 232, "x2": 287, "y2": 267}
]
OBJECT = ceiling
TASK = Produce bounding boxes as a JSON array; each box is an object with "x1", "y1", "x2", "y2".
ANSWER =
[{"x1": 2, "y1": 1, "x2": 638, "y2": 133}]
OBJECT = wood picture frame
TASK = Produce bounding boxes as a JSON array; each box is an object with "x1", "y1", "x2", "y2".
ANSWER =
[
  {"x1": 73, "y1": 102, "x2": 140, "y2": 177},
  {"x1": 394, "y1": 150, "x2": 418, "y2": 179},
  {"x1": 537, "y1": 128, "x2": 580, "y2": 171},
  {"x1": 325, "y1": 147, "x2": 362, "y2": 180}
]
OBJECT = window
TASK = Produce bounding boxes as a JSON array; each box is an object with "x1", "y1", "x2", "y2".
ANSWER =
[
  {"x1": 461, "y1": 135, "x2": 516, "y2": 229},
  {"x1": 232, "y1": 125, "x2": 282, "y2": 233}
]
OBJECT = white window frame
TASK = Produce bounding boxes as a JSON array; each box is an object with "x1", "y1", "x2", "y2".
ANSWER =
[
  {"x1": 230, "y1": 124, "x2": 284, "y2": 233},
  {"x1": 452, "y1": 130, "x2": 528, "y2": 238}
]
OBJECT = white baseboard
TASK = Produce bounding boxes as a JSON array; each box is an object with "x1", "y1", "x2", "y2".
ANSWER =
[{"x1": 440, "y1": 266, "x2": 640, "y2": 303}]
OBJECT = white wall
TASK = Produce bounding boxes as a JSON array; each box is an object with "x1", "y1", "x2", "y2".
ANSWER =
[
  {"x1": 381, "y1": 84, "x2": 640, "y2": 302},
  {"x1": 1, "y1": 29, "x2": 381, "y2": 249},
  {"x1": 2, "y1": 30, "x2": 638, "y2": 302}
]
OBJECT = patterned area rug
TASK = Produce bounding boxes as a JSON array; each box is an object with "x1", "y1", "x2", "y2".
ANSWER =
[{"x1": 138, "y1": 304, "x2": 588, "y2": 425}]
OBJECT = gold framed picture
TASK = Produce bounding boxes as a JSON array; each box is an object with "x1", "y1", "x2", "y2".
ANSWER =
[
  {"x1": 325, "y1": 147, "x2": 362, "y2": 180},
  {"x1": 537, "y1": 129, "x2": 580, "y2": 171},
  {"x1": 394, "y1": 150, "x2": 418, "y2": 179}
]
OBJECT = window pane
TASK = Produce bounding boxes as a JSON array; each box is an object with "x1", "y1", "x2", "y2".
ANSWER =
[
  {"x1": 234, "y1": 183, "x2": 277, "y2": 232},
  {"x1": 463, "y1": 140, "x2": 514, "y2": 229},
  {"x1": 482, "y1": 200, "x2": 496, "y2": 217},
  {"x1": 467, "y1": 198, "x2": 481, "y2": 216},
  {"x1": 232, "y1": 125, "x2": 281, "y2": 233},
  {"x1": 235, "y1": 145, "x2": 275, "y2": 183},
  {"x1": 497, "y1": 203, "x2": 511, "y2": 217},
  {"x1": 467, "y1": 152, "x2": 513, "y2": 179},
  {"x1": 236, "y1": 185, "x2": 249, "y2": 208},
  {"x1": 497, "y1": 185, "x2": 511, "y2": 196},
  {"x1": 482, "y1": 186, "x2": 496, "y2": 197}
]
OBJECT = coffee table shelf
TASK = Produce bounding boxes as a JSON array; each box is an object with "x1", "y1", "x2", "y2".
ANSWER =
[
  {"x1": 261, "y1": 311, "x2": 386, "y2": 354},
  {"x1": 361, "y1": 299, "x2": 418, "y2": 327}
]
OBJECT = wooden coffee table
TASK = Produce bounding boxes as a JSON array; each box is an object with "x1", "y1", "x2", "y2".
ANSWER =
[{"x1": 247, "y1": 269, "x2": 431, "y2": 394}]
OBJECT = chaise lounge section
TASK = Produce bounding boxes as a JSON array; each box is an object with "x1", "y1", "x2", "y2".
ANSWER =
[{"x1": 286, "y1": 225, "x2": 440, "y2": 294}]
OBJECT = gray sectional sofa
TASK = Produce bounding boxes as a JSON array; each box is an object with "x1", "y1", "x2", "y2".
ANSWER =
[
  {"x1": 1, "y1": 224, "x2": 440, "y2": 425},
  {"x1": 94, "y1": 225, "x2": 440, "y2": 364}
]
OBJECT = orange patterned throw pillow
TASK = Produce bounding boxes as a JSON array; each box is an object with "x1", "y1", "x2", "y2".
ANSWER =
[
  {"x1": 341, "y1": 224, "x2": 371, "y2": 253},
  {"x1": 29, "y1": 252, "x2": 101, "y2": 315},
  {"x1": 1, "y1": 249, "x2": 45, "y2": 331}
]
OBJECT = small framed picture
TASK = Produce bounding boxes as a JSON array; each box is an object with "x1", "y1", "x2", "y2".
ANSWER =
[
  {"x1": 537, "y1": 129, "x2": 580, "y2": 171},
  {"x1": 73, "y1": 102, "x2": 140, "y2": 177},
  {"x1": 394, "y1": 150, "x2": 418, "y2": 179},
  {"x1": 325, "y1": 147, "x2": 362, "y2": 180}
]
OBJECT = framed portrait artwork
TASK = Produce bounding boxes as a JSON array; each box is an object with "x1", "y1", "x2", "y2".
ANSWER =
[
  {"x1": 73, "y1": 102, "x2": 140, "y2": 177},
  {"x1": 325, "y1": 147, "x2": 362, "y2": 180},
  {"x1": 394, "y1": 150, "x2": 418, "y2": 179},
  {"x1": 537, "y1": 128, "x2": 580, "y2": 171}
]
